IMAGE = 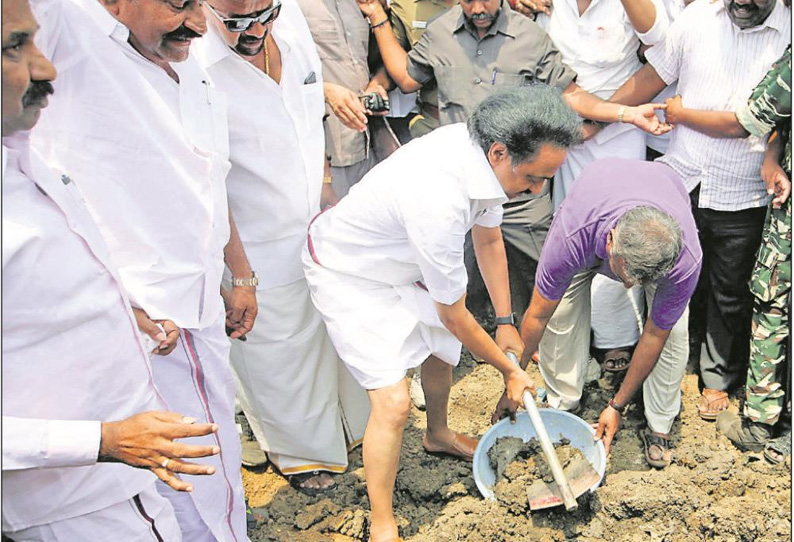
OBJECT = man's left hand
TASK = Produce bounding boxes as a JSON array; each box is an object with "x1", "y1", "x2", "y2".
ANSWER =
[
  {"x1": 223, "y1": 286, "x2": 257, "y2": 339},
  {"x1": 321, "y1": 183, "x2": 339, "y2": 208},
  {"x1": 662, "y1": 94, "x2": 684, "y2": 126},
  {"x1": 594, "y1": 405, "x2": 621, "y2": 455},
  {"x1": 627, "y1": 103, "x2": 672, "y2": 136}
]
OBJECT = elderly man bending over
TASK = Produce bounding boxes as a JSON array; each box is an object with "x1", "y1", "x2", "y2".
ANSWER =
[
  {"x1": 303, "y1": 85, "x2": 581, "y2": 542},
  {"x1": 504, "y1": 158, "x2": 702, "y2": 469}
]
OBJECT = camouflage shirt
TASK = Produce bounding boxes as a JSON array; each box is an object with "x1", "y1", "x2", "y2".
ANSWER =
[{"x1": 736, "y1": 45, "x2": 792, "y2": 176}]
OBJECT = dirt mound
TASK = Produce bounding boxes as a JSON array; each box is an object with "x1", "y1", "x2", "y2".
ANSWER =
[{"x1": 245, "y1": 353, "x2": 791, "y2": 542}]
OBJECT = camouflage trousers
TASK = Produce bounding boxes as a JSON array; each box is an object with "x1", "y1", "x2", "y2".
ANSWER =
[{"x1": 744, "y1": 197, "x2": 791, "y2": 426}]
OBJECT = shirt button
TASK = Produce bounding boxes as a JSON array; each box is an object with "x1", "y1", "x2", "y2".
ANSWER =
[
  {"x1": 477, "y1": 50, "x2": 483, "y2": 56},
  {"x1": 474, "y1": 77, "x2": 482, "y2": 84}
]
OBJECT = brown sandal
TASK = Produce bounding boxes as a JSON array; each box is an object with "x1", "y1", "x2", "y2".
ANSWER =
[
  {"x1": 603, "y1": 349, "x2": 631, "y2": 373},
  {"x1": 641, "y1": 428, "x2": 673, "y2": 468},
  {"x1": 698, "y1": 388, "x2": 729, "y2": 421}
]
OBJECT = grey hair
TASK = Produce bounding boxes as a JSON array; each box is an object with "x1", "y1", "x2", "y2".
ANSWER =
[
  {"x1": 612, "y1": 206, "x2": 683, "y2": 285},
  {"x1": 467, "y1": 85, "x2": 582, "y2": 164}
]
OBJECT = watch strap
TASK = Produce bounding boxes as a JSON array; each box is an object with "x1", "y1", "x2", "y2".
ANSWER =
[
  {"x1": 494, "y1": 313, "x2": 516, "y2": 326},
  {"x1": 608, "y1": 398, "x2": 628, "y2": 416},
  {"x1": 232, "y1": 271, "x2": 258, "y2": 287}
]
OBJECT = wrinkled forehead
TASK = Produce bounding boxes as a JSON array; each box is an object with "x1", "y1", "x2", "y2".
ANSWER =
[
  {"x1": 212, "y1": 0, "x2": 272, "y2": 17},
  {"x1": 2, "y1": 0, "x2": 37, "y2": 43}
]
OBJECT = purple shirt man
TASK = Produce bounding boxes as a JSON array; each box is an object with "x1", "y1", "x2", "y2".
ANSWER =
[
  {"x1": 536, "y1": 158, "x2": 702, "y2": 330},
  {"x1": 513, "y1": 158, "x2": 702, "y2": 468}
]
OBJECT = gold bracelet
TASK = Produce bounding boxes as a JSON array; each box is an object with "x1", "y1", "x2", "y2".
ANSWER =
[
  {"x1": 617, "y1": 105, "x2": 627, "y2": 123},
  {"x1": 323, "y1": 176, "x2": 333, "y2": 185}
]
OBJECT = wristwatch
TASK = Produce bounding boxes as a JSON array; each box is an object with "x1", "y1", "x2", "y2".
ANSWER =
[
  {"x1": 232, "y1": 271, "x2": 258, "y2": 288},
  {"x1": 608, "y1": 398, "x2": 629, "y2": 417},
  {"x1": 494, "y1": 313, "x2": 517, "y2": 326}
]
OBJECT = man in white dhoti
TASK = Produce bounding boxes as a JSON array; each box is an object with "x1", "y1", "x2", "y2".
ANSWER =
[
  {"x1": 2, "y1": 1, "x2": 220, "y2": 539},
  {"x1": 303, "y1": 86, "x2": 581, "y2": 542},
  {"x1": 194, "y1": 0, "x2": 370, "y2": 494},
  {"x1": 31, "y1": 0, "x2": 252, "y2": 539}
]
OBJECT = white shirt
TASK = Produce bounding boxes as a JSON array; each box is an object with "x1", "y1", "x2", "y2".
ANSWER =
[
  {"x1": 32, "y1": 0, "x2": 231, "y2": 328},
  {"x1": 646, "y1": 0, "x2": 791, "y2": 211},
  {"x1": 536, "y1": 0, "x2": 668, "y2": 99},
  {"x1": 308, "y1": 124, "x2": 507, "y2": 305},
  {"x1": 2, "y1": 135, "x2": 163, "y2": 531},
  {"x1": 195, "y1": 2, "x2": 326, "y2": 289}
]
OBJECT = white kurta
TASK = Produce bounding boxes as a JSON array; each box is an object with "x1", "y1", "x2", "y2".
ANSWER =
[
  {"x1": 31, "y1": 1, "x2": 246, "y2": 540},
  {"x1": 537, "y1": 0, "x2": 669, "y2": 349},
  {"x1": 303, "y1": 124, "x2": 507, "y2": 389},
  {"x1": 1, "y1": 134, "x2": 174, "y2": 538},
  {"x1": 195, "y1": 5, "x2": 369, "y2": 475}
]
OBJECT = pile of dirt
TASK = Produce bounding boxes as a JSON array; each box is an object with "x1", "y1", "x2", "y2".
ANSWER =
[
  {"x1": 487, "y1": 436, "x2": 590, "y2": 514},
  {"x1": 244, "y1": 353, "x2": 791, "y2": 542}
]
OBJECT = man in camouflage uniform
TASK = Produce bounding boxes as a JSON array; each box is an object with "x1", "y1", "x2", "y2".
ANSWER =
[{"x1": 718, "y1": 46, "x2": 791, "y2": 456}]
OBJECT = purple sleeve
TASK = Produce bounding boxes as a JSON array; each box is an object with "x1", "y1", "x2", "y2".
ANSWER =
[
  {"x1": 534, "y1": 217, "x2": 587, "y2": 301},
  {"x1": 649, "y1": 258, "x2": 701, "y2": 330}
]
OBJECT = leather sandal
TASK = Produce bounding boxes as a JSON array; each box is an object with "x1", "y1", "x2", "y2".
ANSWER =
[
  {"x1": 764, "y1": 432, "x2": 791, "y2": 465},
  {"x1": 698, "y1": 388, "x2": 729, "y2": 421},
  {"x1": 288, "y1": 470, "x2": 335, "y2": 496},
  {"x1": 603, "y1": 349, "x2": 631, "y2": 373},
  {"x1": 422, "y1": 432, "x2": 478, "y2": 462},
  {"x1": 641, "y1": 428, "x2": 673, "y2": 469}
]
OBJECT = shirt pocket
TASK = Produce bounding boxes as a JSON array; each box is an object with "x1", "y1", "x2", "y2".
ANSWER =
[{"x1": 300, "y1": 80, "x2": 326, "y2": 129}]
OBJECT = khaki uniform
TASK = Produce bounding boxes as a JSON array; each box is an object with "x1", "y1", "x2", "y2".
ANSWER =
[
  {"x1": 740, "y1": 46, "x2": 792, "y2": 426},
  {"x1": 389, "y1": 0, "x2": 455, "y2": 138},
  {"x1": 297, "y1": 0, "x2": 377, "y2": 195}
]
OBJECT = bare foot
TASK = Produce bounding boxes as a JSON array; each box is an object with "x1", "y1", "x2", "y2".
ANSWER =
[{"x1": 422, "y1": 429, "x2": 478, "y2": 461}]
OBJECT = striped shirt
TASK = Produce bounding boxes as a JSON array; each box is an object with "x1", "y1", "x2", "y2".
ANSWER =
[{"x1": 646, "y1": 0, "x2": 790, "y2": 211}]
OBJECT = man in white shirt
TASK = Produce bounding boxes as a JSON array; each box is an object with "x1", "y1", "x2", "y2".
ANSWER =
[
  {"x1": 303, "y1": 86, "x2": 580, "y2": 542},
  {"x1": 194, "y1": 0, "x2": 370, "y2": 494},
  {"x1": 610, "y1": 0, "x2": 790, "y2": 423},
  {"x1": 2, "y1": 0, "x2": 221, "y2": 539},
  {"x1": 32, "y1": 0, "x2": 251, "y2": 539}
]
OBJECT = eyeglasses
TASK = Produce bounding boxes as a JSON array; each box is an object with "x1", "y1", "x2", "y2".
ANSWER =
[{"x1": 205, "y1": 0, "x2": 282, "y2": 33}]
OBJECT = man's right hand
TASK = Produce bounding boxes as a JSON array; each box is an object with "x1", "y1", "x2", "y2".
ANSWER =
[
  {"x1": 513, "y1": 0, "x2": 552, "y2": 17},
  {"x1": 132, "y1": 308, "x2": 179, "y2": 355},
  {"x1": 99, "y1": 411, "x2": 220, "y2": 492},
  {"x1": 357, "y1": 0, "x2": 384, "y2": 19},
  {"x1": 324, "y1": 82, "x2": 368, "y2": 132},
  {"x1": 762, "y1": 160, "x2": 791, "y2": 209}
]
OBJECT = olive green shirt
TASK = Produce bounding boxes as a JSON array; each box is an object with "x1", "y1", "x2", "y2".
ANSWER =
[
  {"x1": 297, "y1": 0, "x2": 371, "y2": 167},
  {"x1": 405, "y1": 2, "x2": 577, "y2": 126}
]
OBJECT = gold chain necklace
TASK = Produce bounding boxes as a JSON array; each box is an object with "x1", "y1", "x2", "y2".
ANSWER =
[{"x1": 264, "y1": 41, "x2": 270, "y2": 76}]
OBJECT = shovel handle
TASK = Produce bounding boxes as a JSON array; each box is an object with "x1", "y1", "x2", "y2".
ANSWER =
[{"x1": 507, "y1": 353, "x2": 578, "y2": 511}]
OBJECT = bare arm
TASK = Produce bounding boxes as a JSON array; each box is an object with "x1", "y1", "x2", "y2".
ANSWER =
[
  {"x1": 472, "y1": 224, "x2": 524, "y2": 359},
  {"x1": 562, "y1": 81, "x2": 670, "y2": 135},
  {"x1": 620, "y1": 0, "x2": 657, "y2": 34},
  {"x1": 223, "y1": 208, "x2": 257, "y2": 339},
  {"x1": 762, "y1": 132, "x2": 791, "y2": 208},
  {"x1": 320, "y1": 155, "x2": 339, "y2": 208},
  {"x1": 518, "y1": 288, "x2": 561, "y2": 370},
  {"x1": 357, "y1": 0, "x2": 423, "y2": 93},
  {"x1": 663, "y1": 95, "x2": 749, "y2": 138},
  {"x1": 608, "y1": 63, "x2": 668, "y2": 106}
]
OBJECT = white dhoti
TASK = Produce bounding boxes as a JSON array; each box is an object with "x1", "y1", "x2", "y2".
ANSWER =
[
  {"x1": 551, "y1": 123, "x2": 648, "y2": 350},
  {"x1": 302, "y1": 251, "x2": 462, "y2": 391},
  {"x1": 539, "y1": 271, "x2": 689, "y2": 434},
  {"x1": 230, "y1": 278, "x2": 370, "y2": 476},
  {"x1": 150, "y1": 316, "x2": 247, "y2": 542},
  {"x1": 7, "y1": 483, "x2": 181, "y2": 542}
]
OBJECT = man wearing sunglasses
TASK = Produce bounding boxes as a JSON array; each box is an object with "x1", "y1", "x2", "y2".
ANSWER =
[
  {"x1": 195, "y1": 0, "x2": 371, "y2": 495},
  {"x1": 29, "y1": 0, "x2": 251, "y2": 539}
]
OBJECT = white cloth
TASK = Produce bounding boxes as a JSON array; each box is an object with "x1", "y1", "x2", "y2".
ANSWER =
[
  {"x1": 8, "y1": 483, "x2": 181, "y2": 542},
  {"x1": 308, "y1": 123, "x2": 507, "y2": 306},
  {"x1": 2, "y1": 135, "x2": 163, "y2": 532},
  {"x1": 539, "y1": 271, "x2": 689, "y2": 434},
  {"x1": 196, "y1": 10, "x2": 369, "y2": 473},
  {"x1": 195, "y1": 5, "x2": 325, "y2": 290},
  {"x1": 304, "y1": 124, "x2": 507, "y2": 389},
  {"x1": 32, "y1": 0, "x2": 231, "y2": 328},
  {"x1": 30, "y1": 1, "x2": 246, "y2": 540},
  {"x1": 645, "y1": 0, "x2": 791, "y2": 211},
  {"x1": 227, "y1": 278, "x2": 369, "y2": 472},
  {"x1": 536, "y1": 0, "x2": 667, "y2": 99},
  {"x1": 153, "y1": 318, "x2": 246, "y2": 542},
  {"x1": 590, "y1": 277, "x2": 645, "y2": 348}
]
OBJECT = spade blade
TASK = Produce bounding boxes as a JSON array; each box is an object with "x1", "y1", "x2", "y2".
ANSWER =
[{"x1": 526, "y1": 456, "x2": 601, "y2": 511}]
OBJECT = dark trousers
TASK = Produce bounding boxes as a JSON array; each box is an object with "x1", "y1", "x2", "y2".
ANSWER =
[{"x1": 690, "y1": 188, "x2": 767, "y2": 391}]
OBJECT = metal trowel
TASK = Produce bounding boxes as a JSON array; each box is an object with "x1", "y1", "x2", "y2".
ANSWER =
[{"x1": 507, "y1": 353, "x2": 601, "y2": 512}]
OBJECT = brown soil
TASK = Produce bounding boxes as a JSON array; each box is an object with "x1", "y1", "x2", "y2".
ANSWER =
[{"x1": 243, "y1": 351, "x2": 791, "y2": 542}]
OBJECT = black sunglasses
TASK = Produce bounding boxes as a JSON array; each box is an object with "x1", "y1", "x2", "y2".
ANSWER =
[{"x1": 205, "y1": 0, "x2": 282, "y2": 33}]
